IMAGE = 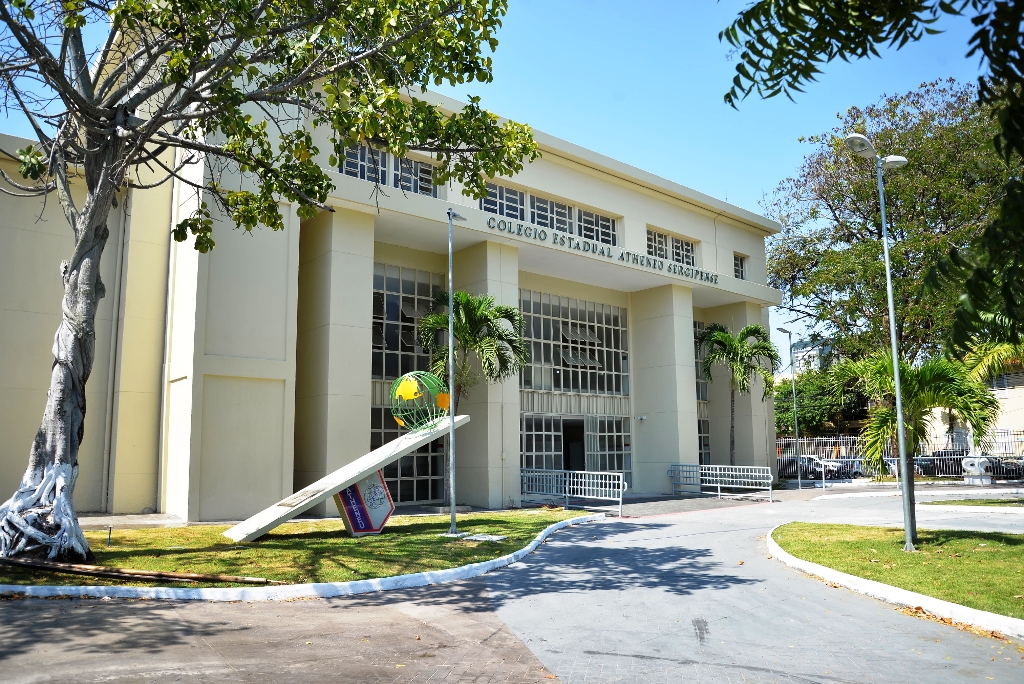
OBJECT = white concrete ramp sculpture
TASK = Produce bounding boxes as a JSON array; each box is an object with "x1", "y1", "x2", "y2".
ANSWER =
[{"x1": 223, "y1": 414, "x2": 469, "y2": 542}]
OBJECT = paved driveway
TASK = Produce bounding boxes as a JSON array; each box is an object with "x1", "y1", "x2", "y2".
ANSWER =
[
  {"x1": 488, "y1": 495, "x2": 1024, "y2": 683},
  {"x1": 2, "y1": 493, "x2": 1024, "y2": 683}
]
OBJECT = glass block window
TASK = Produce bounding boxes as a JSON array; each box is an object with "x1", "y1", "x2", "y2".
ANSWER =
[
  {"x1": 648, "y1": 228, "x2": 695, "y2": 267},
  {"x1": 520, "y1": 413, "x2": 563, "y2": 470},
  {"x1": 371, "y1": 263, "x2": 444, "y2": 381},
  {"x1": 393, "y1": 156, "x2": 437, "y2": 197},
  {"x1": 577, "y1": 208, "x2": 616, "y2": 246},
  {"x1": 343, "y1": 145, "x2": 388, "y2": 184},
  {"x1": 519, "y1": 290, "x2": 628, "y2": 396},
  {"x1": 734, "y1": 254, "x2": 747, "y2": 280},
  {"x1": 531, "y1": 196, "x2": 574, "y2": 234},
  {"x1": 587, "y1": 415, "x2": 632, "y2": 486},
  {"x1": 480, "y1": 182, "x2": 525, "y2": 220},
  {"x1": 372, "y1": 406, "x2": 446, "y2": 504}
]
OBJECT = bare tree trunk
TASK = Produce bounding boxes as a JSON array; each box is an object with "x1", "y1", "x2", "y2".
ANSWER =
[
  {"x1": 729, "y1": 387, "x2": 736, "y2": 467},
  {"x1": 0, "y1": 137, "x2": 122, "y2": 561}
]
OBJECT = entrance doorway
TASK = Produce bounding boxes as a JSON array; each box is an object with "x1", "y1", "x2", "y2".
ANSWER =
[{"x1": 563, "y1": 419, "x2": 586, "y2": 471}]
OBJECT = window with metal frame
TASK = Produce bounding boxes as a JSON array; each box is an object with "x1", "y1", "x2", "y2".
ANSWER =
[
  {"x1": 647, "y1": 229, "x2": 669, "y2": 260},
  {"x1": 393, "y1": 156, "x2": 437, "y2": 197},
  {"x1": 577, "y1": 208, "x2": 616, "y2": 246},
  {"x1": 520, "y1": 413, "x2": 563, "y2": 470},
  {"x1": 586, "y1": 415, "x2": 632, "y2": 487},
  {"x1": 531, "y1": 195, "x2": 574, "y2": 234},
  {"x1": 371, "y1": 263, "x2": 444, "y2": 381},
  {"x1": 342, "y1": 145, "x2": 388, "y2": 184},
  {"x1": 672, "y1": 237, "x2": 696, "y2": 266},
  {"x1": 480, "y1": 182, "x2": 525, "y2": 220},
  {"x1": 519, "y1": 289, "x2": 628, "y2": 396},
  {"x1": 734, "y1": 254, "x2": 747, "y2": 280}
]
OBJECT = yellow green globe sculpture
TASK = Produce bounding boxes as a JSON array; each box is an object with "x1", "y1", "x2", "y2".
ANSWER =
[{"x1": 390, "y1": 371, "x2": 450, "y2": 431}]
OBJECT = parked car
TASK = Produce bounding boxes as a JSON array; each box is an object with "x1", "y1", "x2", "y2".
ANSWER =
[{"x1": 917, "y1": 449, "x2": 967, "y2": 477}]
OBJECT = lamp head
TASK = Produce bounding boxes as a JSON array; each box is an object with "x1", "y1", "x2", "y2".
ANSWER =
[
  {"x1": 881, "y1": 155, "x2": 908, "y2": 170},
  {"x1": 777, "y1": 327, "x2": 791, "y2": 335},
  {"x1": 844, "y1": 133, "x2": 877, "y2": 159},
  {"x1": 448, "y1": 208, "x2": 467, "y2": 221}
]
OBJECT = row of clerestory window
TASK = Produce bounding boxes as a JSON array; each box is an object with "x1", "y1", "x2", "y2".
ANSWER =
[{"x1": 480, "y1": 182, "x2": 618, "y2": 246}]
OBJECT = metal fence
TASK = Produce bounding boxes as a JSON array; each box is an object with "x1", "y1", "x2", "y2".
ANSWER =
[
  {"x1": 776, "y1": 430, "x2": 1024, "y2": 480},
  {"x1": 667, "y1": 464, "x2": 773, "y2": 501},
  {"x1": 521, "y1": 468, "x2": 628, "y2": 516}
]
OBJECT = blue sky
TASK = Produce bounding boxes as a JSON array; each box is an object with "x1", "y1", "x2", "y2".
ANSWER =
[
  {"x1": 432, "y1": 1, "x2": 984, "y2": 363},
  {"x1": 0, "y1": 2, "x2": 984, "y2": 363}
]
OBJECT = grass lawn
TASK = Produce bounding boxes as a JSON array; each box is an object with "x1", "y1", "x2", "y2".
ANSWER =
[
  {"x1": 772, "y1": 522, "x2": 1024, "y2": 620},
  {"x1": 0, "y1": 509, "x2": 580, "y2": 589},
  {"x1": 924, "y1": 498, "x2": 1024, "y2": 507}
]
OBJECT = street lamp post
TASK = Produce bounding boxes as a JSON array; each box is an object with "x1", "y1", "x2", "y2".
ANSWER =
[
  {"x1": 777, "y1": 328, "x2": 801, "y2": 490},
  {"x1": 843, "y1": 133, "x2": 915, "y2": 551},
  {"x1": 446, "y1": 208, "x2": 466, "y2": 535}
]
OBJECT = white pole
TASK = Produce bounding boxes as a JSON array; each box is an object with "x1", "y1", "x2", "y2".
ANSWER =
[
  {"x1": 788, "y1": 331, "x2": 801, "y2": 491},
  {"x1": 447, "y1": 208, "x2": 457, "y2": 535},
  {"x1": 876, "y1": 158, "x2": 914, "y2": 552}
]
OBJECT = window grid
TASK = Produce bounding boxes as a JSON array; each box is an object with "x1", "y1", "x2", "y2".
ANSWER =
[
  {"x1": 648, "y1": 228, "x2": 696, "y2": 267},
  {"x1": 480, "y1": 182, "x2": 526, "y2": 220},
  {"x1": 531, "y1": 195, "x2": 574, "y2": 234},
  {"x1": 694, "y1": 321, "x2": 711, "y2": 465},
  {"x1": 482, "y1": 182, "x2": 618, "y2": 246},
  {"x1": 673, "y1": 237, "x2": 696, "y2": 266},
  {"x1": 371, "y1": 262, "x2": 446, "y2": 504},
  {"x1": 519, "y1": 289, "x2": 629, "y2": 396},
  {"x1": 372, "y1": 263, "x2": 444, "y2": 382},
  {"x1": 520, "y1": 413, "x2": 563, "y2": 470},
  {"x1": 393, "y1": 156, "x2": 437, "y2": 197},
  {"x1": 734, "y1": 254, "x2": 747, "y2": 280},
  {"x1": 647, "y1": 229, "x2": 669, "y2": 260},
  {"x1": 341, "y1": 145, "x2": 440, "y2": 197},
  {"x1": 577, "y1": 208, "x2": 617, "y2": 246},
  {"x1": 587, "y1": 415, "x2": 632, "y2": 487},
  {"x1": 372, "y1": 407, "x2": 446, "y2": 504}
]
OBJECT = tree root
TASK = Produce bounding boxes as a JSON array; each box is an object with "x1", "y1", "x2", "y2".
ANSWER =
[{"x1": 0, "y1": 463, "x2": 90, "y2": 562}]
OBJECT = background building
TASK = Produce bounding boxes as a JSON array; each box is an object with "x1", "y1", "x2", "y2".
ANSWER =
[{"x1": 0, "y1": 93, "x2": 782, "y2": 520}]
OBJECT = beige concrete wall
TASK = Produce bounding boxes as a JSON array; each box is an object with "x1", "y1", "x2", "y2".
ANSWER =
[
  {"x1": 104, "y1": 178, "x2": 173, "y2": 513},
  {"x1": 453, "y1": 240, "x2": 521, "y2": 508},
  {"x1": 294, "y1": 208, "x2": 375, "y2": 516},
  {"x1": 629, "y1": 284, "x2": 699, "y2": 494},
  {"x1": 0, "y1": 151, "x2": 121, "y2": 512},
  {"x1": 700, "y1": 302, "x2": 775, "y2": 469},
  {"x1": 162, "y1": 188, "x2": 300, "y2": 521}
]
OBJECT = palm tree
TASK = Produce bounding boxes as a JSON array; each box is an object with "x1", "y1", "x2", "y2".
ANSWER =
[
  {"x1": 962, "y1": 312, "x2": 1024, "y2": 382},
  {"x1": 696, "y1": 323, "x2": 780, "y2": 466},
  {"x1": 418, "y1": 290, "x2": 530, "y2": 505},
  {"x1": 829, "y1": 352, "x2": 1000, "y2": 541}
]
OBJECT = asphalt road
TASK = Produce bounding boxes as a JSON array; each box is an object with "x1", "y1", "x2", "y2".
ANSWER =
[{"x1": 2, "y1": 490, "x2": 1024, "y2": 683}]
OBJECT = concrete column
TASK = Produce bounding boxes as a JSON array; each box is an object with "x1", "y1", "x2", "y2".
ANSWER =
[
  {"x1": 105, "y1": 182, "x2": 173, "y2": 514},
  {"x1": 162, "y1": 196, "x2": 300, "y2": 522},
  {"x1": 293, "y1": 208, "x2": 375, "y2": 516},
  {"x1": 702, "y1": 302, "x2": 775, "y2": 469},
  {"x1": 629, "y1": 284, "x2": 698, "y2": 495},
  {"x1": 452, "y1": 240, "x2": 521, "y2": 509}
]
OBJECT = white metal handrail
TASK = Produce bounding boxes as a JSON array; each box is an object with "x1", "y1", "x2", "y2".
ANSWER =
[
  {"x1": 521, "y1": 468, "x2": 628, "y2": 517},
  {"x1": 667, "y1": 464, "x2": 773, "y2": 501}
]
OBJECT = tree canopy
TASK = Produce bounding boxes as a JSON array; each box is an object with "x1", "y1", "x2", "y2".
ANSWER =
[
  {"x1": 722, "y1": 0, "x2": 1024, "y2": 353},
  {"x1": 774, "y1": 368, "x2": 867, "y2": 436},
  {"x1": 0, "y1": 0, "x2": 538, "y2": 561},
  {"x1": 766, "y1": 80, "x2": 1010, "y2": 362}
]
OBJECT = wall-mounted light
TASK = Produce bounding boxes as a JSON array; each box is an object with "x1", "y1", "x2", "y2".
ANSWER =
[{"x1": 637, "y1": 415, "x2": 648, "y2": 422}]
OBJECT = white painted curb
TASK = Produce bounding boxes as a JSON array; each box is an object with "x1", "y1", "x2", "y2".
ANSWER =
[
  {"x1": 0, "y1": 513, "x2": 604, "y2": 602},
  {"x1": 814, "y1": 488, "x2": 1024, "y2": 500},
  {"x1": 766, "y1": 525, "x2": 1024, "y2": 640}
]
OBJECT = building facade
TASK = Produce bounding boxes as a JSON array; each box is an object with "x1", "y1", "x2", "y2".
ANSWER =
[{"x1": 0, "y1": 94, "x2": 782, "y2": 521}]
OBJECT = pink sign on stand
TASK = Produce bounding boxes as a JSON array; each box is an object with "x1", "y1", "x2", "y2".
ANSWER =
[{"x1": 333, "y1": 470, "x2": 395, "y2": 536}]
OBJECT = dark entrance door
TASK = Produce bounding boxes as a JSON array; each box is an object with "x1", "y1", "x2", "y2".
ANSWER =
[{"x1": 563, "y1": 419, "x2": 586, "y2": 471}]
